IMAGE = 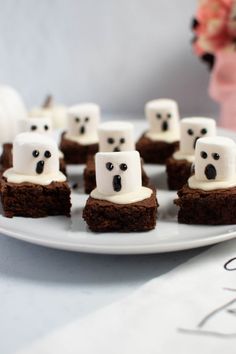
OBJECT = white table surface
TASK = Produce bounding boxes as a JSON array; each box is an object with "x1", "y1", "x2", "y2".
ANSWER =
[
  {"x1": 1, "y1": 121, "x2": 235, "y2": 354},
  {"x1": 0, "y1": 233, "x2": 203, "y2": 354}
]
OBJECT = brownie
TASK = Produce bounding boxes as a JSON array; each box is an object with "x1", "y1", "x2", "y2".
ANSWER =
[
  {"x1": 166, "y1": 157, "x2": 192, "y2": 191},
  {"x1": 136, "y1": 133, "x2": 179, "y2": 164},
  {"x1": 175, "y1": 184, "x2": 236, "y2": 225},
  {"x1": 83, "y1": 155, "x2": 150, "y2": 194},
  {"x1": 60, "y1": 132, "x2": 98, "y2": 164},
  {"x1": 1, "y1": 177, "x2": 71, "y2": 218},
  {"x1": 83, "y1": 188, "x2": 158, "y2": 232},
  {"x1": 0, "y1": 143, "x2": 67, "y2": 175}
]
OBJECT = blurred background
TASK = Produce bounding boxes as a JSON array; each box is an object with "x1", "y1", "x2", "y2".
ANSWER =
[{"x1": 0, "y1": 0, "x2": 218, "y2": 117}]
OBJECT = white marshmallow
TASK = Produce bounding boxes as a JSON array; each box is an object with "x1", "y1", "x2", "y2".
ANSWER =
[
  {"x1": 13, "y1": 132, "x2": 59, "y2": 176},
  {"x1": 145, "y1": 99, "x2": 179, "y2": 135},
  {"x1": 194, "y1": 137, "x2": 236, "y2": 182},
  {"x1": 180, "y1": 117, "x2": 216, "y2": 155},
  {"x1": 95, "y1": 151, "x2": 142, "y2": 196},
  {"x1": 18, "y1": 117, "x2": 53, "y2": 135},
  {"x1": 67, "y1": 103, "x2": 100, "y2": 139},
  {"x1": 98, "y1": 121, "x2": 135, "y2": 152}
]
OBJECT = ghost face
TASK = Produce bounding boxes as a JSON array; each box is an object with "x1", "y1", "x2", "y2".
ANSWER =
[
  {"x1": 95, "y1": 151, "x2": 142, "y2": 196},
  {"x1": 145, "y1": 99, "x2": 179, "y2": 134},
  {"x1": 13, "y1": 133, "x2": 59, "y2": 176},
  {"x1": 67, "y1": 103, "x2": 100, "y2": 137},
  {"x1": 195, "y1": 137, "x2": 236, "y2": 182},
  {"x1": 98, "y1": 121, "x2": 135, "y2": 152},
  {"x1": 22, "y1": 117, "x2": 52, "y2": 135},
  {"x1": 180, "y1": 118, "x2": 216, "y2": 155}
]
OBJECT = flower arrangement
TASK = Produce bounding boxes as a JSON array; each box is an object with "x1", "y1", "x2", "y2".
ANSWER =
[
  {"x1": 192, "y1": 0, "x2": 236, "y2": 130},
  {"x1": 192, "y1": 0, "x2": 236, "y2": 69}
]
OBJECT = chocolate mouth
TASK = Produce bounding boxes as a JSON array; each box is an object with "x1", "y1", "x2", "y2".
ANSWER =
[
  {"x1": 113, "y1": 146, "x2": 120, "y2": 152},
  {"x1": 193, "y1": 136, "x2": 200, "y2": 149},
  {"x1": 162, "y1": 121, "x2": 168, "y2": 132},
  {"x1": 80, "y1": 126, "x2": 85, "y2": 135},
  {"x1": 205, "y1": 164, "x2": 217, "y2": 180},
  {"x1": 113, "y1": 175, "x2": 122, "y2": 192},
  {"x1": 36, "y1": 160, "x2": 45, "y2": 174}
]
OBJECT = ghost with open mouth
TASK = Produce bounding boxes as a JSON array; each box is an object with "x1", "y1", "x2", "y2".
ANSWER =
[
  {"x1": 98, "y1": 121, "x2": 135, "y2": 153},
  {"x1": 136, "y1": 99, "x2": 180, "y2": 164},
  {"x1": 188, "y1": 136, "x2": 236, "y2": 190},
  {"x1": 3, "y1": 132, "x2": 66, "y2": 185},
  {"x1": 166, "y1": 117, "x2": 216, "y2": 190},
  {"x1": 83, "y1": 151, "x2": 158, "y2": 232},
  {"x1": 65, "y1": 103, "x2": 100, "y2": 145}
]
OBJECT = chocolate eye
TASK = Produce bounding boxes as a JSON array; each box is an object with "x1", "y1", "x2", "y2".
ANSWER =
[
  {"x1": 85, "y1": 117, "x2": 89, "y2": 122},
  {"x1": 187, "y1": 129, "x2": 194, "y2": 136},
  {"x1": 31, "y1": 125, "x2": 37, "y2": 131},
  {"x1": 201, "y1": 128, "x2": 207, "y2": 135},
  {"x1": 106, "y1": 162, "x2": 114, "y2": 171},
  {"x1": 156, "y1": 113, "x2": 162, "y2": 119},
  {"x1": 201, "y1": 151, "x2": 208, "y2": 159},
  {"x1": 120, "y1": 163, "x2": 127, "y2": 171},
  {"x1": 120, "y1": 138, "x2": 125, "y2": 144},
  {"x1": 44, "y1": 125, "x2": 49, "y2": 131},
  {"x1": 167, "y1": 113, "x2": 172, "y2": 119},
  {"x1": 75, "y1": 117, "x2": 80, "y2": 123},
  {"x1": 107, "y1": 137, "x2": 115, "y2": 144},
  {"x1": 212, "y1": 152, "x2": 220, "y2": 160},
  {"x1": 32, "y1": 150, "x2": 39, "y2": 158},
  {"x1": 44, "y1": 150, "x2": 51, "y2": 158}
]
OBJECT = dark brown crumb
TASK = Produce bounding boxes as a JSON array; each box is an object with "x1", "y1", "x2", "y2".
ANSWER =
[
  {"x1": 175, "y1": 184, "x2": 236, "y2": 225},
  {"x1": 136, "y1": 133, "x2": 179, "y2": 164},
  {"x1": 0, "y1": 177, "x2": 71, "y2": 218},
  {"x1": 166, "y1": 156, "x2": 192, "y2": 191},
  {"x1": 83, "y1": 188, "x2": 158, "y2": 232},
  {"x1": 60, "y1": 132, "x2": 98, "y2": 164}
]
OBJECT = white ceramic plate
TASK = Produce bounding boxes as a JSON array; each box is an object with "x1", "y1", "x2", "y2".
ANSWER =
[{"x1": 0, "y1": 120, "x2": 236, "y2": 254}]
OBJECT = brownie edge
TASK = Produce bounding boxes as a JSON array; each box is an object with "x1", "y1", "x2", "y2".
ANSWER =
[
  {"x1": 83, "y1": 189, "x2": 158, "y2": 232},
  {"x1": 166, "y1": 156, "x2": 192, "y2": 191},
  {"x1": 175, "y1": 184, "x2": 236, "y2": 225},
  {"x1": 1, "y1": 177, "x2": 71, "y2": 218},
  {"x1": 136, "y1": 133, "x2": 179, "y2": 164}
]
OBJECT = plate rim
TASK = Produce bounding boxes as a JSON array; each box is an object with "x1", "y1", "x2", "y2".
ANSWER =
[{"x1": 0, "y1": 224, "x2": 235, "y2": 254}]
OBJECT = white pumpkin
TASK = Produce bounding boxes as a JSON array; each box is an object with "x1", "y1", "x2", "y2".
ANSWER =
[
  {"x1": 0, "y1": 85, "x2": 27, "y2": 143},
  {"x1": 30, "y1": 96, "x2": 67, "y2": 130}
]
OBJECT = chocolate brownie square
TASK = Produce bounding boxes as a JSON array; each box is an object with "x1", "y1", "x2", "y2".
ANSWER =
[
  {"x1": 166, "y1": 157, "x2": 192, "y2": 190},
  {"x1": 83, "y1": 155, "x2": 150, "y2": 194},
  {"x1": 0, "y1": 177, "x2": 71, "y2": 218},
  {"x1": 0, "y1": 143, "x2": 67, "y2": 175},
  {"x1": 175, "y1": 184, "x2": 236, "y2": 224},
  {"x1": 83, "y1": 189, "x2": 158, "y2": 232},
  {"x1": 136, "y1": 133, "x2": 179, "y2": 164},
  {"x1": 60, "y1": 132, "x2": 98, "y2": 164}
]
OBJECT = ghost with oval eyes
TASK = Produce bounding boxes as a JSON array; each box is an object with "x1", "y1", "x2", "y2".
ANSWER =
[
  {"x1": 145, "y1": 99, "x2": 180, "y2": 142},
  {"x1": 65, "y1": 103, "x2": 100, "y2": 145},
  {"x1": 3, "y1": 132, "x2": 66, "y2": 185},
  {"x1": 18, "y1": 117, "x2": 52, "y2": 135},
  {"x1": 188, "y1": 136, "x2": 236, "y2": 190},
  {"x1": 98, "y1": 121, "x2": 135, "y2": 152},
  {"x1": 90, "y1": 151, "x2": 152, "y2": 204},
  {"x1": 174, "y1": 117, "x2": 216, "y2": 162}
]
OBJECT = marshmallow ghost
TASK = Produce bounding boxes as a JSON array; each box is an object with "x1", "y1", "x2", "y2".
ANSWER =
[
  {"x1": 18, "y1": 117, "x2": 52, "y2": 135},
  {"x1": 179, "y1": 117, "x2": 216, "y2": 154},
  {"x1": 188, "y1": 136, "x2": 236, "y2": 191},
  {"x1": 66, "y1": 103, "x2": 100, "y2": 145},
  {"x1": 98, "y1": 121, "x2": 135, "y2": 152},
  {"x1": 145, "y1": 99, "x2": 180, "y2": 142},
  {"x1": 91, "y1": 151, "x2": 152, "y2": 204},
  {"x1": 4, "y1": 132, "x2": 66, "y2": 185}
]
